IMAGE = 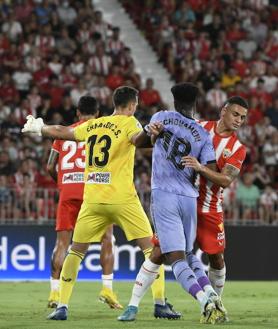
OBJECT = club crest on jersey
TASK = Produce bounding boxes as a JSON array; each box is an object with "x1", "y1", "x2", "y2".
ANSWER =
[
  {"x1": 87, "y1": 172, "x2": 111, "y2": 184},
  {"x1": 62, "y1": 172, "x2": 84, "y2": 184},
  {"x1": 222, "y1": 148, "x2": 232, "y2": 158}
]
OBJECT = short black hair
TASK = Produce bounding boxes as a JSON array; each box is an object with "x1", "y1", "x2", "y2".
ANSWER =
[
  {"x1": 113, "y1": 86, "x2": 138, "y2": 108},
  {"x1": 171, "y1": 82, "x2": 199, "y2": 112},
  {"x1": 77, "y1": 95, "x2": 99, "y2": 115},
  {"x1": 224, "y1": 96, "x2": 249, "y2": 110}
]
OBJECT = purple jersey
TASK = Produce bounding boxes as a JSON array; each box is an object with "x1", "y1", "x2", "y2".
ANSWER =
[{"x1": 150, "y1": 111, "x2": 215, "y2": 197}]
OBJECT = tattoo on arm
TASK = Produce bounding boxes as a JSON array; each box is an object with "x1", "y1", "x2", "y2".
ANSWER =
[{"x1": 222, "y1": 164, "x2": 240, "y2": 182}]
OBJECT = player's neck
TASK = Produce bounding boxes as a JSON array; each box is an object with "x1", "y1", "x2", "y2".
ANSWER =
[
  {"x1": 112, "y1": 108, "x2": 131, "y2": 116},
  {"x1": 79, "y1": 115, "x2": 97, "y2": 121},
  {"x1": 216, "y1": 120, "x2": 233, "y2": 137},
  {"x1": 180, "y1": 109, "x2": 194, "y2": 120}
]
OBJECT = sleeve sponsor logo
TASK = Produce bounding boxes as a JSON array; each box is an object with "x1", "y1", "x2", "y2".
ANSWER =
[
  {"x1": 86, "y1": 172, "x2": 111, "y2": 184},
  {"x1": 62, "y1": 172, "x2": 84, "y2": 184}
]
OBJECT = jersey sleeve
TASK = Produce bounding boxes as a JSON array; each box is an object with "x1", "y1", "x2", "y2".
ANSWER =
[
  {"x1": 73, "y1": 121, "x2": 89, "y2": 141},
  {"x1": 52, "y1": 139, "x2": 61, "y2": 153},
  {"x1": 226, "y1": 145, "x2": 246, "y2": 170},
  {"x1": 126, "y1": 116, "x2": 143, "y2": 141},
  {"x1": 199, "y1": 134, "x2": 216, "y2": 165}
]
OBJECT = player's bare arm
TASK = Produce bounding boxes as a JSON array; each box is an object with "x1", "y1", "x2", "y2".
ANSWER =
[
  {"x1": 130, "y1": 122, "x2": 164, "y2": 147},
  {"x1": 46, "y1": 149, "x2": 59, "y2": 182},
  {"x1": 182, "y1": 156, "x2": 240, "y2": 188},
  {"x1": 131, "y1": 130, "x2": 152, "y2": 148},
  {"x1": 148, "y1": 122, "x2": 164, "y2": 145},
  {"x1": 41, "y1": 125, "x2": 76, "y2": 141},
  {"x1": 22, "y1": 115, "x2": 76, "y2": 141}
]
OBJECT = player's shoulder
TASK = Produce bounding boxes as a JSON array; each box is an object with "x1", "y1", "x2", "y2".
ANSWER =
[
  {"x1": 70, "y1": 120, "x2": 85, "y2": 128},
  {"x1": 231, "y1": 134, "x2": 246, "y2": 153},
  {"x1": 194, "y1": 119, "x2": 213, "y2": 139},
  {"x1": 151, "y1": 110, "x2": 168, "y2": 120},
  {"x1": 197, "y1": 120, "x2": 216, "y2": 130}
]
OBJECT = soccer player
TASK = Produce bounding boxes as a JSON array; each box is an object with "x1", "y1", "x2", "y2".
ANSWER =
[
  {"x1": 22, "y1": 87, "x2": 181, "y2": 321},
  {"x1": 46, "y1": 96, "x2": 120, "y2": 309},
  {"x1": 118, "y1": 83, "x2": 226, "y2": 324},
  {"x1": 182, "y1": 96, "x2": 248, "y2": 297}
]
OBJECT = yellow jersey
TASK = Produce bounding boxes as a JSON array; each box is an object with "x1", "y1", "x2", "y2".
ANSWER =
[{"x1": 74, "y1": 115, "x2": 142, "y2": 204}]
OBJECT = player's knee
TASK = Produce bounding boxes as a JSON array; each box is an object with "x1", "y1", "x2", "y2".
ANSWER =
[
  {"x1": 209, "y1": 253, "x2": 225, "y2": 269},
  {"x1": 150, "y1": 245, "x2": 164, "y2": 265},
  {"x1": 164, "y1": 251, "x2": 185, "y2": 265}
]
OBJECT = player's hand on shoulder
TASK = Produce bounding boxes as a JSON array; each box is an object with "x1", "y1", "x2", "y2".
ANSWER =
[
  {"x1": 21, "y1": 115, "x2": 45, "y2": 136},
  {"x1": 181, "y1": 156, "x2": 202, "y2": 172}
]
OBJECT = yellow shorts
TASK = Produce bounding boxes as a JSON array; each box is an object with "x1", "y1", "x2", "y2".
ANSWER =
[{"x1": 73, "y1": 199, "x2": 153, "y2": 243}]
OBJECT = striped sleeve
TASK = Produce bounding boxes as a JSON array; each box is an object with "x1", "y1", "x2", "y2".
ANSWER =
[{"x1": 226, "y1": 142, "x2": 246, "y2": 170}]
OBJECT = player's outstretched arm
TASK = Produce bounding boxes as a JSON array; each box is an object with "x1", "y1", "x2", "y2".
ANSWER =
[
  {"x1": 182, "y1": 156, "x2": 240, "y2": 188},
  {"x1": 41, "y1": 125, "x2": 75, "y2": 140},
  {"x1": 22, "y1": 115, "x2": 76, "y2": 141}
]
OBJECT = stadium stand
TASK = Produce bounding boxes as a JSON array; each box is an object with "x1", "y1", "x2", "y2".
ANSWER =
[{"x1": 0, "y1": 0, "x2": 277, "y2": 224}]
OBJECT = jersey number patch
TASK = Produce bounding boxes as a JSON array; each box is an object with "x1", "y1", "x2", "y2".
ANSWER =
[
  {"x1": 161, "y1": 131, "x2": 191, "y2": 169},
  {"x1": 61, "y1": 141, "x2": 85, "y2": 169},
  {"x1": 88, "y1": 134, "x2": 112, "y2": 167}
]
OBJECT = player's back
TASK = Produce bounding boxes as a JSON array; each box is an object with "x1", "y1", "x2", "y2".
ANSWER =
[
  {"x1": 74, "y1": 114, "x2": 142, "y2": 204},
  {"x1": 151, "y1": 111, "x2": 215, "y2": 197},
  {"x1": 53, "y1": 120, "x2": 86, "y2": 201}
]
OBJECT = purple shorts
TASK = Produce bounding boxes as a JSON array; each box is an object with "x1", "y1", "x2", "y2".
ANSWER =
[{"x1": 151, "y1": 189, "x2": 197, "y2": 254}]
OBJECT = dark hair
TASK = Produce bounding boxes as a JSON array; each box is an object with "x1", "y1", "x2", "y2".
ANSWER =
[
  {"x1": 224, "y1": 96, "x2": 249, "y2": 110},
  {"x1": 113, "y1": 86, "x2": 138, "y2": 108},
  {"x1": 77, "y1": 95, "x2": 99, "y2": 115},
  {"x1": 171, "y1": 82, "x2": 199, "y2": 112}
]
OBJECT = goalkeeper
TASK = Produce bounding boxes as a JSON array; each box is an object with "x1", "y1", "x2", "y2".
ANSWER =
[{"x1": 22, "y1": 87, "x2": 181, "y2": 321}]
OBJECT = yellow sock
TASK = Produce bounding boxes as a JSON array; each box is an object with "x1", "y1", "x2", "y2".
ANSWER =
[
  {"x1": 59, "y1": 249, "x2": 85, "y2": 305},
  {"x1": 143, "y1": 247, "x2": 165, "y2": 304}
]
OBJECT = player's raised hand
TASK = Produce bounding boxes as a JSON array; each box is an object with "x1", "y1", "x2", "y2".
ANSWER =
[
  {"x1": 181, "y1": 156, "x2": 202, "y2": 172},
  {"x1": 21, "y1": 115, "x2": 45, "y2": 136},
  {"x1": 148, "y1": 122, "x2": 164, "y2": 136}
]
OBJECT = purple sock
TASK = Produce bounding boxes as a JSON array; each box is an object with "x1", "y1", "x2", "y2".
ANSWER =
[
  {"x1": 186, "y1": 252, "x2": 210, "y2": 289},
  {"x1": 172, "y1": 259, "x2": 203, "y2": 299}
]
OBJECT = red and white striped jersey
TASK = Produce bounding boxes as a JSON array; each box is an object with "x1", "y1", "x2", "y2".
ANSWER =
[
  {"x1": 52, "y1": 120, "x2": 86, "y2": 201},
  {"x1": 198, "y1": 120, "x2": 246, "y2": 213}
]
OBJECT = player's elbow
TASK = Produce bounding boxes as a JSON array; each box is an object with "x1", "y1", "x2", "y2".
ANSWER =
[
  {"x1": 46, "y1": 164, "x2": 55, "y2": 176},
  {"x1": 220, "y1": 177, "x2": 233, "y2": 188}
]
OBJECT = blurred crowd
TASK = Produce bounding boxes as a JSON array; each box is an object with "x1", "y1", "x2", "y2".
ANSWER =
[{"x1": 0, "y1": 0, "x2": 277, "y2": 224}]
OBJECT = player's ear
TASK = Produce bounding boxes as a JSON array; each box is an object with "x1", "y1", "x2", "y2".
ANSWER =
[{"x1": 220, "y1": 106, "x2": 226, "y2": 117}]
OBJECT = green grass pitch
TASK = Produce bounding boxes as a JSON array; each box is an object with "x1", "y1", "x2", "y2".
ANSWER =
[{"x1": 0, "y1": 281, "x2": 277, "y2": 329}]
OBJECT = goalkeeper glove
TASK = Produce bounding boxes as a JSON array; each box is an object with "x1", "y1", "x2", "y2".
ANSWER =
[{"x1": 21, "y1": 115, "x2": 45, "y2": 136}]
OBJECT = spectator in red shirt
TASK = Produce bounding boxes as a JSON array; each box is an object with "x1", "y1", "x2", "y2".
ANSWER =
[
  {"x1": 226, "y1": 21, "x2": 246, "y2": 43},
  {"x1": 0, "y1": 73, "x2": 20, "y2": 104},
  {"x1": 140, "y1": 78, "x2": 163, "y2": 108},
  {"x1": 0, "y1": 32, "x2": 10, "y2": 56},
  {"x1": 248, "y1": 96, "x2": 264, "y2": 126},
  {"x1": 48, "y1": 76, "x2": 65, "y2": 109},
  {"x1": 250, "y1": 78, "x2": 272, "y2": 107},
  {"x1": 232, "y1": 50, "x2": 249, "y2": 78},
  {"x1": 33, "y1": 59, "x2": 53, "y2": 93},
  {"x1": 105, "y1": 65, "x2": 124, "y2": 90}
]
